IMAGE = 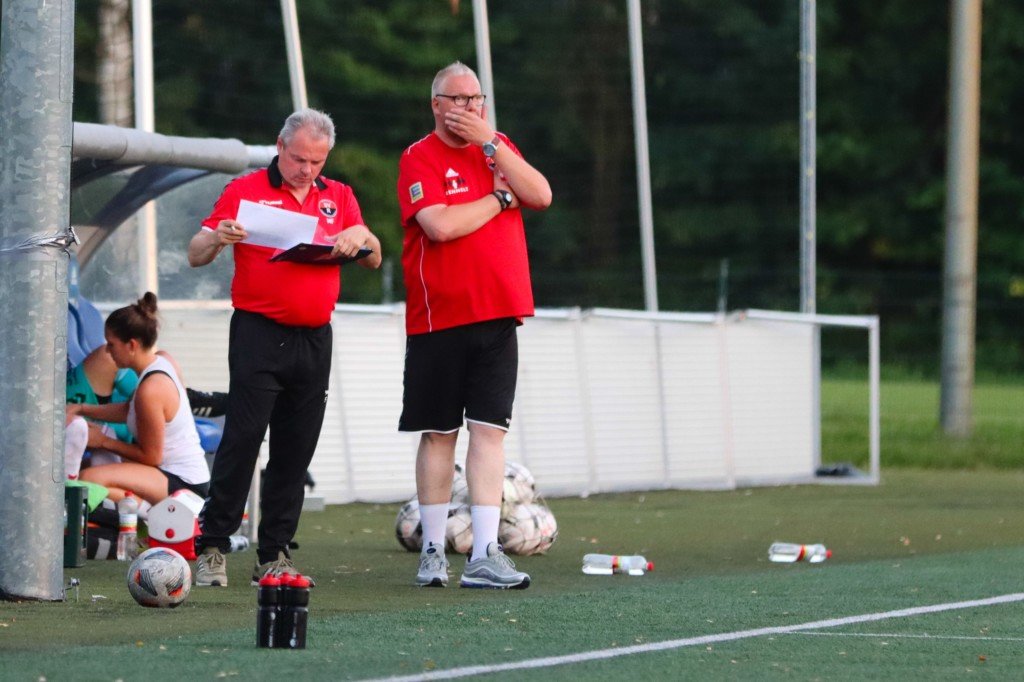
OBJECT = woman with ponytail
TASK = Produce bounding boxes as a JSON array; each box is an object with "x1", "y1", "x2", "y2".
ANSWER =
[{"x1": 65, "y1": 292, "x2": 210, "y2": 503}]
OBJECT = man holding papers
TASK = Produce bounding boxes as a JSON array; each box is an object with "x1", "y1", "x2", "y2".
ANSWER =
[{"x1": 187, "y1": 108, "x2": 381, "y2": 587}]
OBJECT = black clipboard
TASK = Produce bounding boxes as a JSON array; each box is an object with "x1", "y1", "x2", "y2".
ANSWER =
[{"x1": 269, "y1": 244, "x2": 373, "y2": 265}]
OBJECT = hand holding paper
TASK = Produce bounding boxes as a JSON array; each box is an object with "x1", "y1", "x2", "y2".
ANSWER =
[{"x1": 235, "y1": 200, "x2": 318, "y2": 250}]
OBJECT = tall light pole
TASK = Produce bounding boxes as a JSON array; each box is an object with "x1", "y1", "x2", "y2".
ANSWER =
[{"x1": 940, "y1": 0, "x2": 982, "y2": 437}]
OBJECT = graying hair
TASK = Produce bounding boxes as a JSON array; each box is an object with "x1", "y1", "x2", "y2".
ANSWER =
[
  {"x1": 279, "y1": 108, "x2": 336, "y2": 148},
  {"x1": 431, "y1": 61, "x2": 478, "y2": 98}
]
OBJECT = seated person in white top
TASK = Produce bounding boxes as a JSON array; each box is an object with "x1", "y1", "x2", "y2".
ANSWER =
[{"x1": 65, "y1": 292, "x2": 211, "y2": 504}]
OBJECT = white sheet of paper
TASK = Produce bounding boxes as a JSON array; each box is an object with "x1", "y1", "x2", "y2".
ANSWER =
[{"x1": 234, "y1": 200, "x2": 318, "y2": 250}]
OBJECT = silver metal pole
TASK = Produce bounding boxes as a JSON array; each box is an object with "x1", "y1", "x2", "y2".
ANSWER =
[
  {"x1": 0, "y1": 0, "x2": 75, "y2": 601},
  {"x1": 472, "y1": 0, "x2": 497, "y2": 130},
  {"x1": 800, "y1": 0, "x2": 817, "y2": 314},
  {"x1": 627, "y1": 0, "x2": 659, "y2": 312},
  {"x1": 281, "y1": 0, "x2": 309, "y2": 111},
  {"x1": 799, "y1": 1, "x2": 822, "y2": 470},
  {"x1": 940, "y1": 0, "x2": 982, "y2": 437},
  {"x1": 133, "y1": 0, "x2": 158, "y2": 294}
]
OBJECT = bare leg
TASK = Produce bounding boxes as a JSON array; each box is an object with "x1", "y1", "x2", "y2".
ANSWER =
[
  {"x1": 465, "y1": 422, "x2": 505, "y2": 506},
  {"x1": 466, "y1": 422, "x2": 506, "y2": 559},
  {"x1": 415, "y1": 431, "x2": 459, "y2": 505},
  {"x1": 416, "y1": 432, "x2": 458, "y2": 549}
]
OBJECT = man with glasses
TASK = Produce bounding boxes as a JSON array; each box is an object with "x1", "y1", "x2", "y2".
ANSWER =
[{"x1": 397, "y1": 61, "x2": 552, "y2": 589}]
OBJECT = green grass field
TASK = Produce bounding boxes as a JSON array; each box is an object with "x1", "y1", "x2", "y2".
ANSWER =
[
  {"x1": 822, "y1": 376, "x2": 1024, "y2": 469},
  {"x1": 2, "y1": 378, "x2": 1023, "y2": 680}
]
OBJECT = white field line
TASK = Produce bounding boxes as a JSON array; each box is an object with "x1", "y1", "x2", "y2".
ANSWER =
[
  {"x1": 793, "y1": 631, "x2": 1024, "y2": 642},
  {"x1": 356, "y1": 592, "x2": 1024, "y2": 682}
]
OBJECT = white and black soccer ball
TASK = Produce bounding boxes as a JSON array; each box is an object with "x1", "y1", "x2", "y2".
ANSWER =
[
  {"x1": 126, "y1": 547, "x2": 191, "y2": 608},
  {"x1": 395, "y1": 498, "x2": 423, "y2": 552},
  {"x1": 528, "y1": 502, "x2": 559, "y2": 554},
  {"x1": 501, "y1": 461, "x2": 536, "y2": 515},
  {"x1": 498, "y1": 503, "x2": 543, "y2": 555},
  {"x1": 445, "y1": 504, "x2": 474, "y2": 555}
]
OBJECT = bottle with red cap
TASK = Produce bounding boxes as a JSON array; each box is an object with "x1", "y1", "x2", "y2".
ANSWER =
[
  {"x1": 275, "y1": 574, "x2": 310, "y2": 649},
  {"x1": 581, "y1": 554, "x2": 654, "y2": 576},
  {"x1": 256, "y1": 574, "x2": 281, "y2": 648},
  {"x1": 768, "y1": 542, "x2": 831, "y2": 563}
]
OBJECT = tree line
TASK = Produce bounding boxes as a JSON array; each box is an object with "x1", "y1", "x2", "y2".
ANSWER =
[{"x1": 68, "y1": 0, "x2": 1024, "y2": 374}]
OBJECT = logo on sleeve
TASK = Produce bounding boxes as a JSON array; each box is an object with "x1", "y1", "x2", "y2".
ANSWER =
[
  {"x1": 409, "y1": 181, "x2": 424, "y2": 203},
  {"x1": 318, "y1": 199, "x2": 338, "y2": 218}
]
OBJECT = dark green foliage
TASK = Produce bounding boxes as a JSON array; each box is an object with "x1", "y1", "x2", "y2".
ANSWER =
[{"x1": 69, "y1": 1, "x2": 1024, "y2": 373}]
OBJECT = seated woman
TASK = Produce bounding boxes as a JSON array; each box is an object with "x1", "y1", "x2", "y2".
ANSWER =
[{"x1": 65, "y1": 292, "x2": 210, "y2": 504}]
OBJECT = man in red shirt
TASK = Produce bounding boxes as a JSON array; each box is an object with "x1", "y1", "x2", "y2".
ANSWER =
[
  {"x1": 188, "y1": 108, "x2": 381, "y2": 587},
  {"x1": 397, "y1": 62, "x2": 552, "y2": 589}
]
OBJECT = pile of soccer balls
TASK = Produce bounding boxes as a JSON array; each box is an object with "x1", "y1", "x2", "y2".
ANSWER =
[{"x1": 395, "y1": 461, "x2": 558, "y2": 556}]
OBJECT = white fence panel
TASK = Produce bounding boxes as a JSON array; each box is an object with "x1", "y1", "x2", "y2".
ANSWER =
[{"x1": 122, "y1": 303, "x2": 877, "y2": 504}]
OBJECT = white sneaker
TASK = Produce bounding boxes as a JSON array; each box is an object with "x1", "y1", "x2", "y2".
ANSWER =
[
  {"x1": 460, "y1": 542, "x2": 530, "y2": 590},
  {"x1": 416, "y1": 542, "x2": 449, "y2": 587}
]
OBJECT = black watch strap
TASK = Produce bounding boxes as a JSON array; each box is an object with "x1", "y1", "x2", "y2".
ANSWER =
[{"x1": 492, "y1": 190, "x2": 512, "y2": 211}]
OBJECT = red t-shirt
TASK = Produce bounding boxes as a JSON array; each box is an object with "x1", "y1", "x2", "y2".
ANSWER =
[
  {"x1": 202, "y1": 159, "x2": 365, "y2": 327},
  {"x1": 397, "y1": 132, "x2": 534, "y2": 335}
]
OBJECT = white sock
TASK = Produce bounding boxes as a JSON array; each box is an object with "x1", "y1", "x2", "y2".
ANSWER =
[
  {"x1": 64, "y1": 417, "x2": 89, "y2": 479},
  {"x1": 470, "y1": 505, "x2": 500, "y2": 561},
  {"x1": 418, "y1": 503, "x2": 449, "y2": 552}
]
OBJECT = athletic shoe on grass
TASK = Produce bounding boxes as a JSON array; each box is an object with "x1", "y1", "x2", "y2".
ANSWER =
[
  {"x1": 251, "y1": 550, "x2": 316, "y2": 586},
  {"x1": 195, "y1": 547, "x2": 227, "y2": 587},
  {"x1": 416, "y1": 542, "x2": 449, "y2": 587},
  {"x1": 459, "y1": 542, "x2": 530, "y2": 590}
]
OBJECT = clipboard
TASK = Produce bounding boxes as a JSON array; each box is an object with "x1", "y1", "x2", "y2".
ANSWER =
[{"x1": 269, "y1": 244, "x2": 373, "y2": 266}]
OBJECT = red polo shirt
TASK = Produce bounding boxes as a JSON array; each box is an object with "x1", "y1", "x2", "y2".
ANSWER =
[
  {"x1": 203, "y1": 158, "x2": 365, "y2": 327},
  {"x1": 397, "y1": 132, "x2": 534, "y2": 335}
]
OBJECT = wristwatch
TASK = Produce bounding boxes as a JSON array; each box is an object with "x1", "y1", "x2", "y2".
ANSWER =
[
  {"x1": 482, "y1": 135, "x2": 501, "y2": 158},
  {"x1": 492, "y1": 189, "x2": 513, "y2": 211}
]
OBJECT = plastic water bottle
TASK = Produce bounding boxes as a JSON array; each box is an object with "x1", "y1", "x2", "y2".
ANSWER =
[
  {"x1": 276, "y1": 574, "x2": 310, "y2": 649},
  {"x1": 256, "y1": 574, "x2": 281, "y2": 648},
  {"x1": 768, "y1": 542, "x2": 831, "y2": 563},
  {"x1": 581, "y1": 553, "x2": 653, "y2": 576},
  {"x1": 116, "y1": 492, "x2": 139, "y2": 561}
]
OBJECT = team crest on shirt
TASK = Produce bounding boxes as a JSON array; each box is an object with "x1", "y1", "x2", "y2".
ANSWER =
[
  {"x1": 409, "y1": 181, "x2": 424, "y2": 203},
  {"x1": 318, "y1": 199, "x2": 338, "y2": 218},
  {"x1": 444, "y1": 168, "x2": 469, "y2": 196}
]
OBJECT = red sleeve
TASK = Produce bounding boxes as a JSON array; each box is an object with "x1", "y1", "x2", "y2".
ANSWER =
[
  {"x1": 202, "y1": 179, "x2": 242, "y2": 230},
  {"x1": 398, "y1": 146, "x2": 445, "y2": 226}
]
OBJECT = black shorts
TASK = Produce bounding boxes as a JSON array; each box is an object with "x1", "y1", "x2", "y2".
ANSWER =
[
  {"x1": 399, "y1": 318, "x2": 518, "y2": 433},
  {"x1": 163, "y1": 469, "x2": 210, "y2": 499}
]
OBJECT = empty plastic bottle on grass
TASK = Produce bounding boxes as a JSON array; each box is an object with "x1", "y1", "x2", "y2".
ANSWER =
[
  {"x1": 116, "y1": 492, "x2": 139, "y2": 561},
  {"x1": 582, "y1": 554, "x2": 653, "y2": 575},
  {"x1": 768, "y1": 542, "x2": 831, "y2": 563}
]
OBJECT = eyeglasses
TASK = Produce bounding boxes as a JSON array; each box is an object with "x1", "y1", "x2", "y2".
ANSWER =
[{"x1": 435, "y1": 93, "x2": 486, "y2": 107}]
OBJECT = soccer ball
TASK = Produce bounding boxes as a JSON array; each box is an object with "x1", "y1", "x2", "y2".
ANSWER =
[
  {"x1": 529, "y1": 502, "x2": 559, "y2": 554},
  {"x1": 498, "y1": 503, "x2": 542, "y2": 555},
  {"x1": 126, "y1": 547, "x2": 191, "y2": 608},
  {"x1": 445, "y1": 504, "x2": 474, "y2": 555},
  {"x1": 501, "y1": 461, "x2": 536, "y2": 515},
  {"x1": 395, "y1": 498, "x2": 423, "y2": 552},
  {"x1": 450, "y1": 463, "x2": 469, "y2": 508}
]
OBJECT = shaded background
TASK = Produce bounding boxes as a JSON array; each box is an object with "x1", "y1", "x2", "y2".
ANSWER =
[{"x1": 67, "y1": 0, "x2": 1024, "y2": 376}]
